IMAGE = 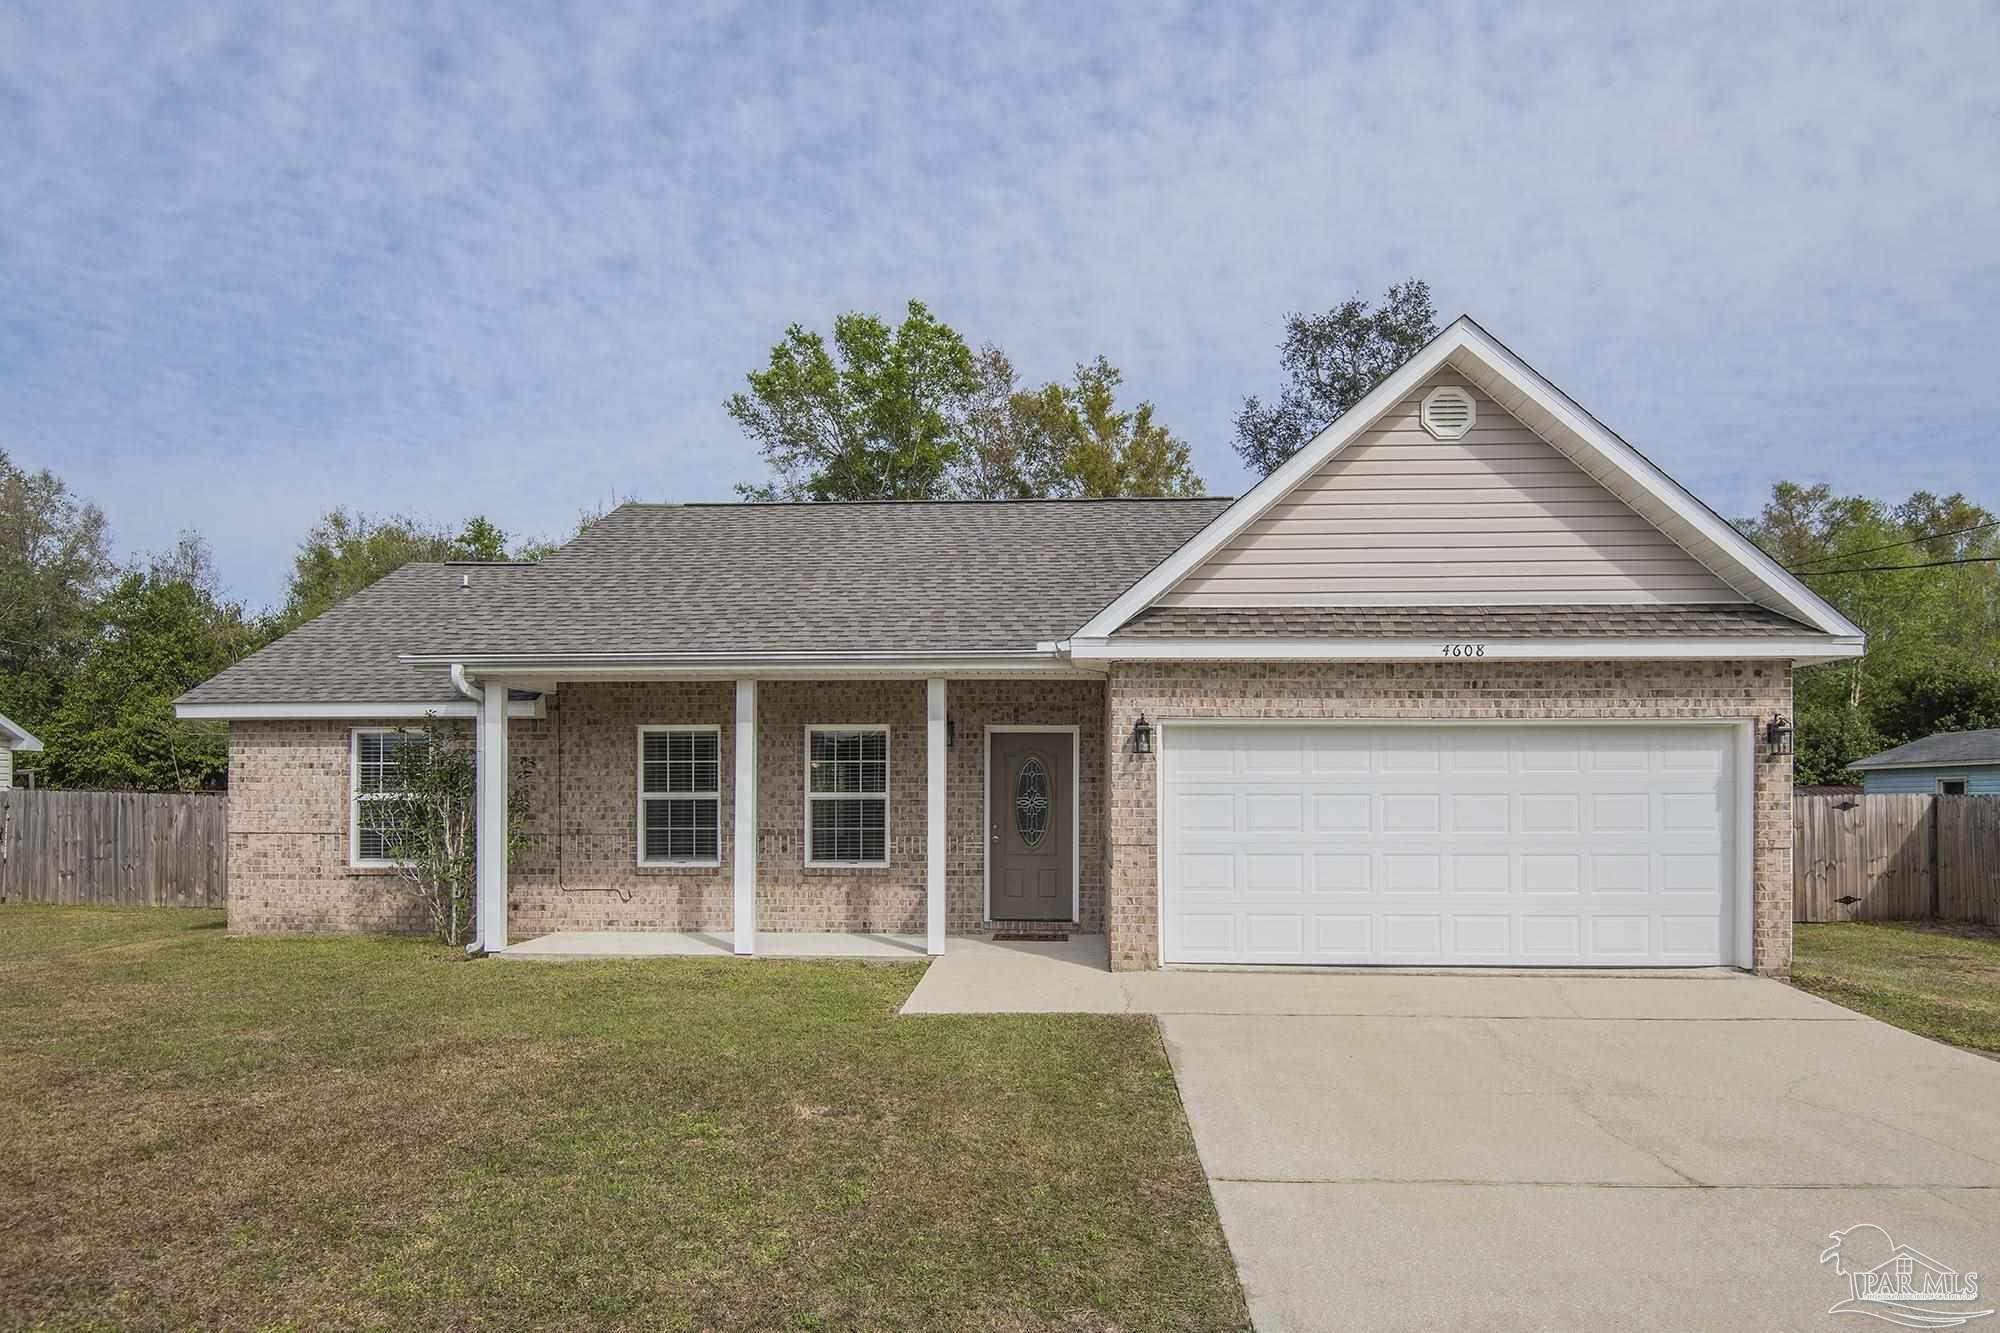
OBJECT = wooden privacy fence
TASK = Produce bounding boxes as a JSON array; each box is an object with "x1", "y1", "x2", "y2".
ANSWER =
[
  {"x1": 1795, "y1": 793, "x2": 2000, "y2": 924},
  {"x1": 0, "y1": 790, "x2": 226, "y2": 908}
]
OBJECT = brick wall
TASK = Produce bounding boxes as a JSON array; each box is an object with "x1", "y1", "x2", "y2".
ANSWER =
[
  {"x1": 1103, "y1": 659, "x2": 1795, "y2": 975},
  {"x1": 225, "y1": 677, "x2": 1106, "y2": 939}
]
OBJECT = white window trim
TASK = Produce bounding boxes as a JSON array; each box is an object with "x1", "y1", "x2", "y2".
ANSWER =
[
  {"x1": 636, "y1": 724, "x2": 723, "y2": 867},
  {"x1": 804, "y1": 724, "x2": 891, "y2": 868},
  {"x1": 1936, "y1": 775, "x2": 1970, "y2": 796},
  {"x1": 349, "y1": 726, "x2": 424, "y2": 869}
]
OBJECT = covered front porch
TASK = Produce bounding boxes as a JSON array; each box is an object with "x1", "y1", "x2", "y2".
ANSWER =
[{"x1": 451, "y1": 666, "x2": 1108, "y2": 957}]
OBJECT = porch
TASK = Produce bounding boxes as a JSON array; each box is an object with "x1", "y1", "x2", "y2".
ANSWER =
[{"x1": 457, "y1": 670, "x2": 1108, "y2": 956}]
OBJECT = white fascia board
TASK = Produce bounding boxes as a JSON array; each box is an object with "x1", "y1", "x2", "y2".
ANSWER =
[
  {"x1": 1072, "y1": 315, "x2": 1864, "y2": 644},
  {"x1": 174, "y1": 698, "x2": 546, "y2": 721},
  {"x1": 404, "y1": 652, "x2": 1094, "y2": 679},
  {"x1": 1849, "y1": 757, "x2": 2000, "y2": 772},
  {"x1": 0, "y1": 711, "x2": 42, "y2": 750},
  {"x1": 1449, "y1": 320, "x2": 1861, "y2": 639},
  {"x1": 1066, "y1": 636, "x2": 1866, "y2": 664},
  {"x1": 1073, "y1": 325, "x2": 1472, "y2": 640}
]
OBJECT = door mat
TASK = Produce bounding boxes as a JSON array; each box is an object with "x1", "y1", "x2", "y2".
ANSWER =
[{"x1": 992, "y1": 931, "x2": 1069, "y2": 942}]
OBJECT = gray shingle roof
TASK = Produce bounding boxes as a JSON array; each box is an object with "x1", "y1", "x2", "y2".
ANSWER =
[
  {"x1": 178, "y1": 563, "x2": 539, "y2": 705},
  {"x1": 1114, "y1": 604, "x2": 1820, "y2": 638},
  {"x1": 180, "y1": 500, "x2": 1231, "y2": 704},
  {"x1": 418, "y1": 499, "x2": 1234, "y2": 659},
  {"x1": 1851, "y1": 730, "x2": 2000, "y2": 770}
]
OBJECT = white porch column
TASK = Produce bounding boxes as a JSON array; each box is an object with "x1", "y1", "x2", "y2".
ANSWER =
[
  {"x1": 926, "y1": 677, "x2": 947, "y2": 956},
  {"x1": 733, "y1": 678, "x2": 758, "y2": 955},
  {"x1": 474, "y1": 676, "x2": 510, "y2": 953}
]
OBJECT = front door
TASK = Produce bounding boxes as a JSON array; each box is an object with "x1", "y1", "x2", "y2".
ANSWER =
[{"x1": 988, "y1": 731, "x2": 1074, "y2": 922}]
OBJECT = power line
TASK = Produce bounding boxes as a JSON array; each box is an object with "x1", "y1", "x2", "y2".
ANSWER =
[
  {"x1": 1796, "y1": 555, "x2": 2000, "y2": 577},
  {"x1": 1786, "y1": 518, "x2": 2000, "y2": 571}
]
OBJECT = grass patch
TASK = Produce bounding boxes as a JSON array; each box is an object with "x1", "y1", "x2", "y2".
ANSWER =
[
  {"x1": 1793, "y1": 921, "x2": 2000, "y2": 1054},
  {"x1": 0, "y1": 906, "x2": 1247, "y2": 1332}
]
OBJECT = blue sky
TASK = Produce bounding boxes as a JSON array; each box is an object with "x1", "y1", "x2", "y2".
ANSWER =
[{"x1": 4, "y1": 2, "x2": 1997, "y2": 610}]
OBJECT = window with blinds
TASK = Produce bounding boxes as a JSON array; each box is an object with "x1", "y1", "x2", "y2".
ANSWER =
[
  {"x1": 639, "y1": 727, "x2": 721, "y2": 864},
  {"x1": 352, "y1": 728, "x2": 428, "y2": 865},
  {"x1": 806, "y1": 726, "x2": 889, "y2": 865}
]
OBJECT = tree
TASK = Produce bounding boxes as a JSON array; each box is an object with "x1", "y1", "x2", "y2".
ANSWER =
[
  {"x1": 1738, "y1": 482, "x2": 2000, "y2": 783},
  {"x1": 1003, "y1": 357, "x2": 1204, "y2": 498},
  {"x1": 372, "y1": 719, "x2": 531, "y2": 945},
  {"x1": 279, "y1": 510, "x2": 521, "y2": 630},
  {"x1": 1233, "y1": 279, "x2": 1439, "y2": 476},
  {"x1": 730, "y1": 301, "x2": 980, "y2": 501},
  {"x1": 0, "y1": 451, "x2": 115, "y2": 737},
  {"x1": 39, "y1": 536, "x2": 258, "y2": 790}
]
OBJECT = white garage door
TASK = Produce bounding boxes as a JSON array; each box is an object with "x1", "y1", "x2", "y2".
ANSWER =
[{"x1": 1160, "y1": 723, "x2": 1744, "y2": 967}]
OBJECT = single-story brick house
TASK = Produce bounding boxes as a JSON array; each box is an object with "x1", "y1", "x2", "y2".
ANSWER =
[{"x1": 176, "y1": 317, "x2": 1862, "y2": 974}]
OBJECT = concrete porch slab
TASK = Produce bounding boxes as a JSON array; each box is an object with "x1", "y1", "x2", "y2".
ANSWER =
[{"x1": 498, "y1": 930, "x2": 929, "y2": 960}]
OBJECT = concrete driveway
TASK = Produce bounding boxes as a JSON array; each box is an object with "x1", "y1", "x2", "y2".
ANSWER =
[{"x1": 905, "y1": 944, "x2": 2000, "y2": 1331}]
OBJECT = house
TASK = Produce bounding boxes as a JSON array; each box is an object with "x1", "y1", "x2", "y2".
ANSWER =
[
  {"x1": 1850, "y1": 729, "x2": 2000, "y2": 795},
  {"x1": 0, "y1": 712, "x2": 43, "y2": 789},
  {"x1": 173, "y1": 317, "x2": 1863, "y2": 974}
]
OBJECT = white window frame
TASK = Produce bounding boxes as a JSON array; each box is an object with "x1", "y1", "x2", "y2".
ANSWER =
[
  {"x1": 636, "y1": 724, "x2": 723, "y2": 867},
  {"x1": 804, "y1": 724, "x2": 891, "y2": 868},
  {"x1": 1936, "y1": 776, "x2": 1970, "y2": 796},
  {"x1": 350, "y1": 726, "x2": 427, "y2": 869}
]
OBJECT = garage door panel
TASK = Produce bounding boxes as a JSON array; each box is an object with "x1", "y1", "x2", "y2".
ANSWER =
[{"x1": 1161, "y1": 723, "x2": 1740, "y2": 967}]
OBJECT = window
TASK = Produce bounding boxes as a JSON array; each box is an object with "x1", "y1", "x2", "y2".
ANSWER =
[
  {"x1": 352, "y1": 728, "x2": 428, "y2": 866},
  {"x1": 806, "y1": 726, "x2": 889, "y2": 865},
  {"x1": 639, "y1": 727, "x2": 721, "y2": 865},
  {"x1": 1938, "y1": 777, "x2": 1969, "y2": 796}
]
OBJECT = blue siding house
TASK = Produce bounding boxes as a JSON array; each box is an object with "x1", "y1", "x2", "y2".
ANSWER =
[{"x1": 1850, "y1": 729, "x2": 2000, "y2": 795}]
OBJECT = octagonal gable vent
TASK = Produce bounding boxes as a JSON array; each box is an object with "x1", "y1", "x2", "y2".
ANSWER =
[{"x1": 1420, "y1": 385, "x2": 1477, "y2": 441}]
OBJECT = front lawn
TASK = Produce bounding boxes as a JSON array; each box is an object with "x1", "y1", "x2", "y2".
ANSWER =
[
  {"x1": 0, "y1": 907, "x2": 1247, "y2": 1332},
  {"x1": 1792, "y1": 921, "x2": 2000, "y2": 1054}
]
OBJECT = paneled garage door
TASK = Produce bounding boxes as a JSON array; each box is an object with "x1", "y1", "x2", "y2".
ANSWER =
[{"x1": 1159, "y1": 723, "x2": 1744, "y2": 967}]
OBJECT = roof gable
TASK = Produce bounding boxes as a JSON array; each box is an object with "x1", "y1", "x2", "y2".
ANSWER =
[
  {"x1": 1077, "y1": 317, "x2": 1863, "y2": 640},
  {"x1": 1159, "y1": 365, "x2": 1742, "y2": 608}
]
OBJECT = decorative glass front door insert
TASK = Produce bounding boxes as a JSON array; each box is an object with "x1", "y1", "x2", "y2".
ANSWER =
[{"x1": 1015, "y1": 756, "x2": 1051, "y2": 847}]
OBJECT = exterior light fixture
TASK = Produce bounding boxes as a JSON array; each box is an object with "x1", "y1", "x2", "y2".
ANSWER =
[
  {"x1": 1765, "y1": 714, "x2": 1794, "y2": 758},
  {"x1": 1133, "y1": 714, "x2": 1154, "y2": 755},
  {"x1": 946, "y1": 719, "x2": 955, "y2": 750}
]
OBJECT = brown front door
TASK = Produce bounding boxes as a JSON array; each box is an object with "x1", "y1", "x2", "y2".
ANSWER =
[{"x1": 988, "y1": 731, "x2": 1074, "y2": 922}]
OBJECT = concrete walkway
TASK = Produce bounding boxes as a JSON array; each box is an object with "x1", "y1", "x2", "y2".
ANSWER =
[
  {"x1": 905, "y1": 948, "x2": 2000, "y2": 1331},
  {"x1": 501, "y1": 930, "x2": 928, "y2": 960}
]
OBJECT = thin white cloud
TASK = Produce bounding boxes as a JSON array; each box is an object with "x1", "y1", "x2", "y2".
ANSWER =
[{"x1": 2, "y1": 1, "x2": 1996, "y2": 607}]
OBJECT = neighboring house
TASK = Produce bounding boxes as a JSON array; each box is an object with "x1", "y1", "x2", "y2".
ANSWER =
[
  {"x1": 1850, "y1": 730, "x2": 2000, "y2": 795},
  {"x1": 174, "y1": 317, "x2": 1863, "y2": 974},
  {"x1": 0, "y1": 712, "x2": 43, "y2": 789}
]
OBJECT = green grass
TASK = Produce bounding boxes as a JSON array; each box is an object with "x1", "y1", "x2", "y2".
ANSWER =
[
  {"x1": 0, "y1": 907, "x2": 1247, "y2": 1332},
  {"x1": 1793, "y1": 921, "x2": 2000, "y2": 1054}
]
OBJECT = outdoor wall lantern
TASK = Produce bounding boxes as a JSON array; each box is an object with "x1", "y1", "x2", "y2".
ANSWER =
[
  {"x1": 946, "y1": 719, "x2": 955, "y2": 750},
  {"x1": 1765, "y1": 714, "x2": 1794, "y2": 758},
  {"x1": 1133, "y1": 714, "x2": 1154, "y2": 755}
]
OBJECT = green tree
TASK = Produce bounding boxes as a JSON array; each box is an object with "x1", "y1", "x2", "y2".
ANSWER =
[
  {"x1": 0, "y1": 451, "x2": 114, "y2": 741},
  {"x1": 1233, "y1": 279, "x2": 1439, "y2": 476},
  {"x1": 1739, "y1": 482, "x2": 2000, "y2": 782},
  {"x1": 279, "y1": 510, "x2": 520, "y2": 629},
  {"x1": 39, "y1": 536, "x2": 258, "y2": 791},
  {"x1": 1006, "y1": 357, "x2": 1203, "y2": 498},
  {"x1": 731, "y1": 300, "x2": 980, "y2": 501}
]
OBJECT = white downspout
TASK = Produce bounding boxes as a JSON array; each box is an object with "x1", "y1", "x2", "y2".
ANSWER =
[{"x1": 451, "y1": 662, "x2": 480, "y2": 704}]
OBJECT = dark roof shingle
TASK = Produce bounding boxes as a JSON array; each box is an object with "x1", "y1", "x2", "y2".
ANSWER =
[
  {"x1": 1851, "y1": 729, "x2": 2000, "y2": 770},
  {"x1": 1114, "y1": 604, "x2": 1818, "y2": 638}
]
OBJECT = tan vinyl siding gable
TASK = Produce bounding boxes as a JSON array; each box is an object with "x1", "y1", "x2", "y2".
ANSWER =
[{"x1": 1160, "y1": 369, "x2": 1745, "y2": 608}]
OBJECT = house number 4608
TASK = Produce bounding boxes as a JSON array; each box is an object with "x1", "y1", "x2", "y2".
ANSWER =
[{"x1": 1440, "y1": 643, "x2": 1487, "y2": 658}]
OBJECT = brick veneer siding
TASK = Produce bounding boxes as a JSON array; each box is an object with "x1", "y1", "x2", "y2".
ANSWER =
[
  {"x1": 1103, "y1": 659, "x2": 1795, "y2": 976},
  {"x1": 225, "y1": 677, "x2": 1106, "y2": 939}
]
